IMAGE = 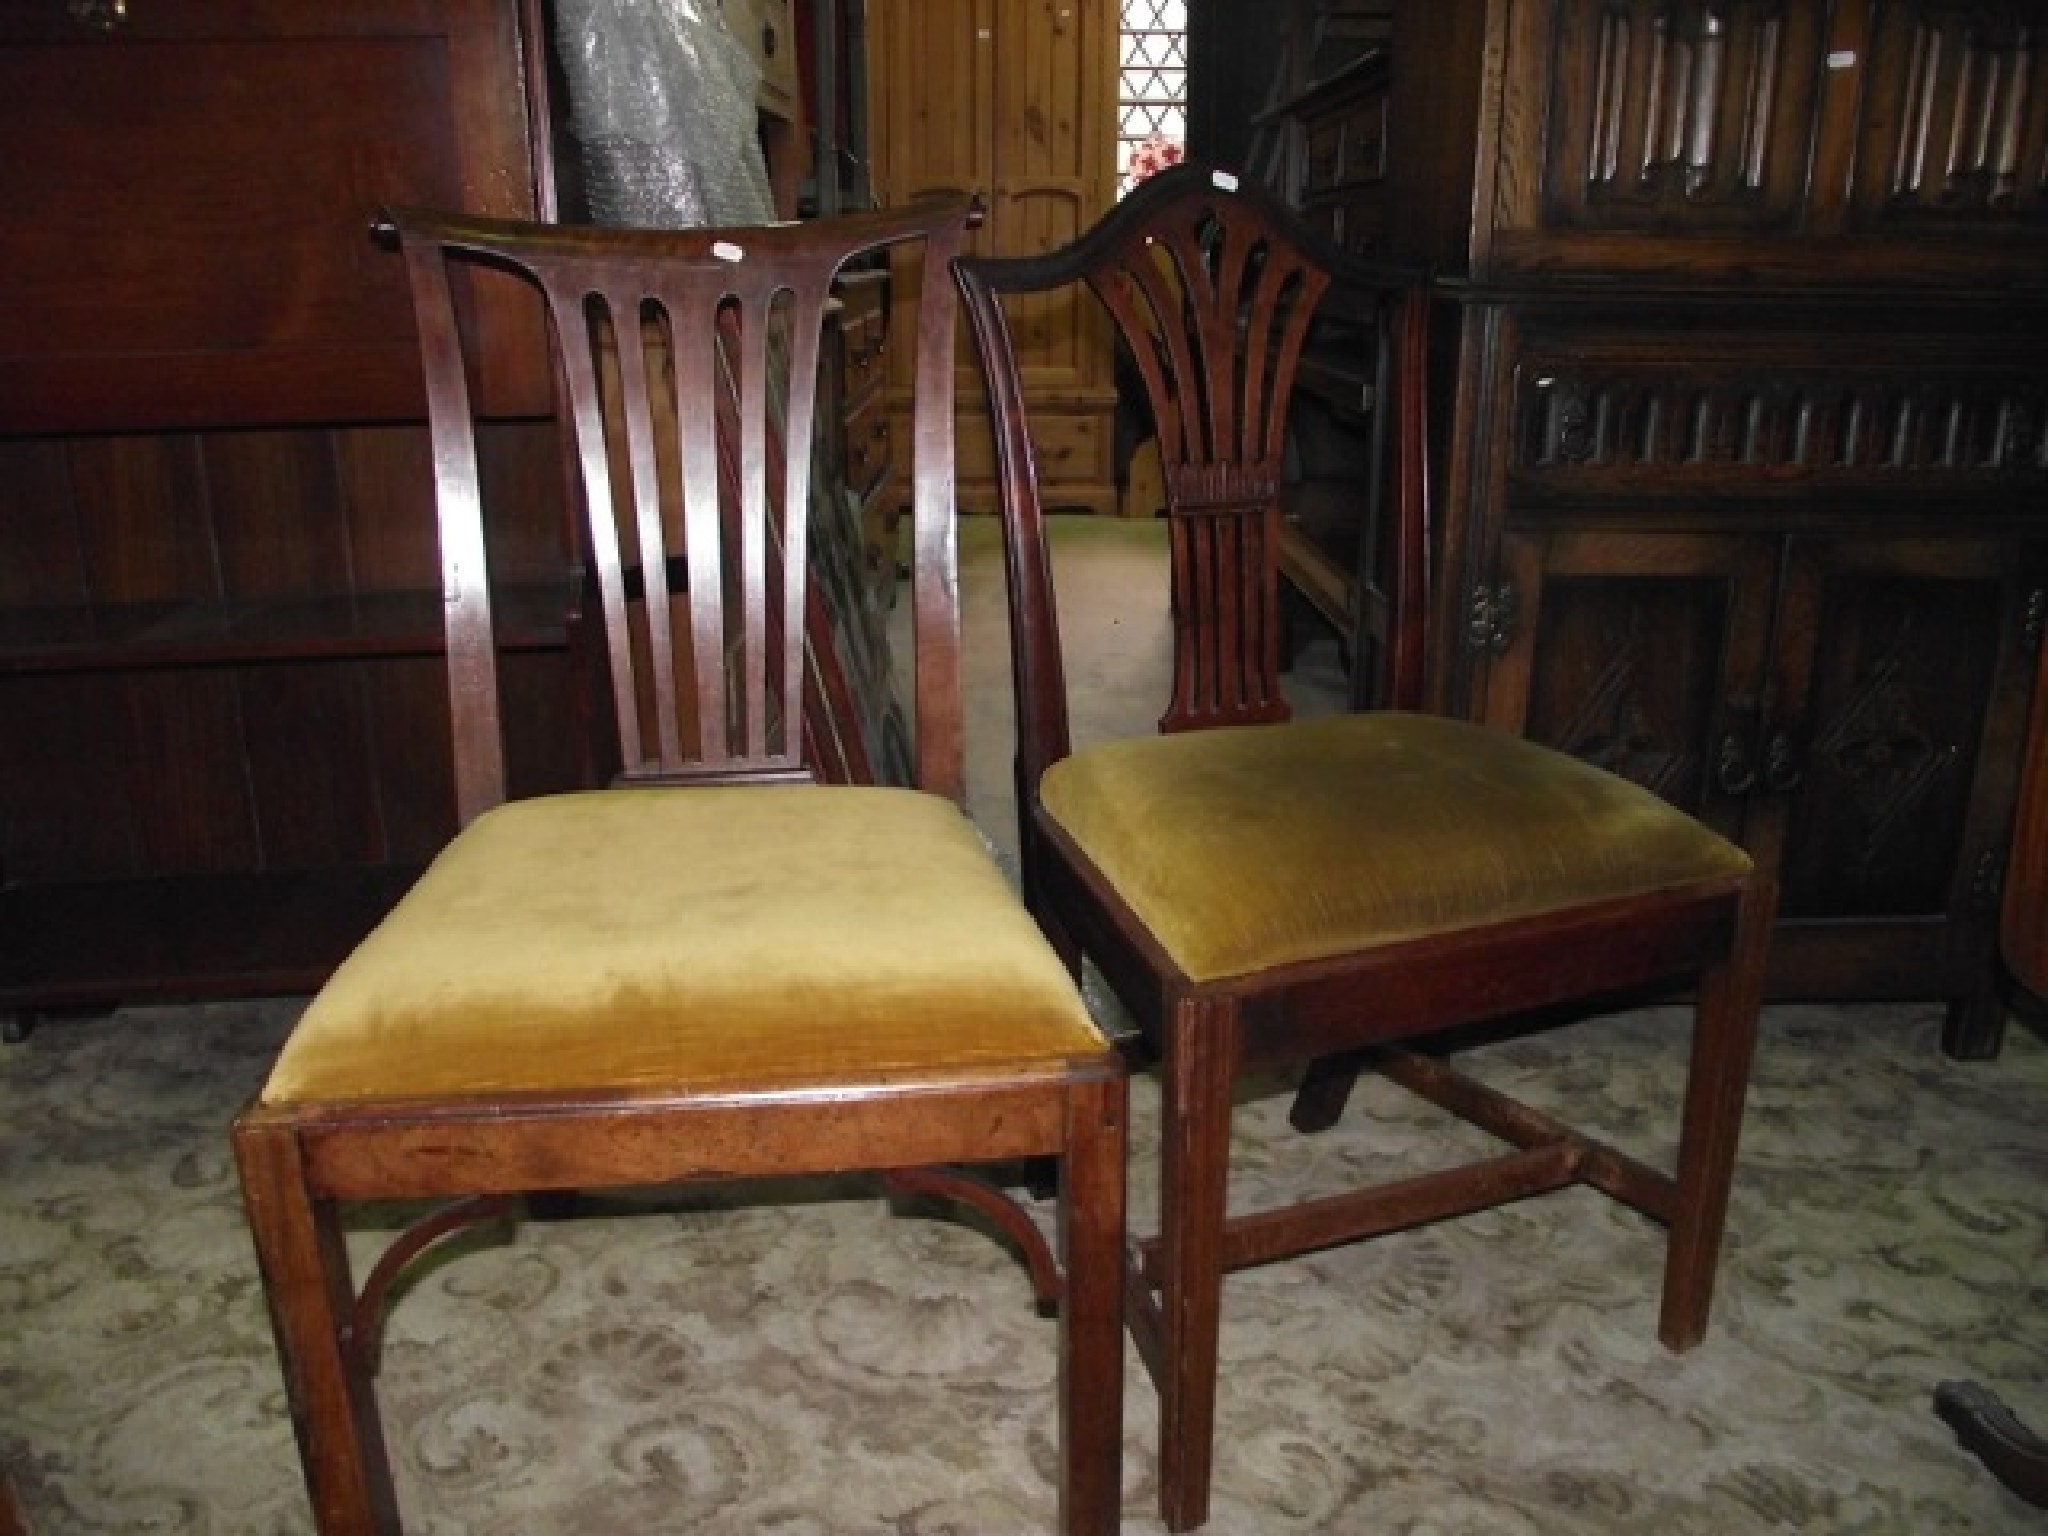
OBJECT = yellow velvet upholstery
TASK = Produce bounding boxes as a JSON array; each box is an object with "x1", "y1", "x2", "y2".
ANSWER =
[
  {"x1": 262, "y1": 787, "x2": 1105, "y2": 1104},
  {"x1": 1040, "y1": 712, "x2": 1753, "y2": 984}
]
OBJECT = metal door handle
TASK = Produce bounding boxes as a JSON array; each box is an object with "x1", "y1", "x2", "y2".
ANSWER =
[{"x1": 1715, "y1": 731, "x2": 1757, "y2": 796}]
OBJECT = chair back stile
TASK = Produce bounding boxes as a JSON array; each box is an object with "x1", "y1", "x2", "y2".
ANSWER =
[
  {"x1": 1384, "y1": 281, "x2": 1432, "y2": 714},
  {"x1": 393, "y1": 233, "x2": 506, "y2": 827},
  {"x1": 384, "y1": 203, "x2": 969, "y2": 819},
  {"x1": 956, "y1": 260, "x2": 1075, "y2": 793}
]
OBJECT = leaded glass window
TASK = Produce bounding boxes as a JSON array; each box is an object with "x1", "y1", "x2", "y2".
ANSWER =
[{"x1": 1120, "y1": 1, "x2": 1188, "y2": 194}]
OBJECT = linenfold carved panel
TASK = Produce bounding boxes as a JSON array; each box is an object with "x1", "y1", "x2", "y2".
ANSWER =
[
  {"x1": 1517, "y1": 362, "x2": 2048, "y2": 481},
  {"x1": 1541, "y1": 0, "x2": 1825, "y2": 231},
  {"x1": 1853, "y1": 1, "x2": 2048, "y2": 229}
]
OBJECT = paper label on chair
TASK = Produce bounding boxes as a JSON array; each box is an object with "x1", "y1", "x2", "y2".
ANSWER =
[
  {"x1": 1211, "y1": 170, "x2": 1240, "y2": 192},
  {"x1": 712, "y1": 240, "x2": 746, "y2": 263}
]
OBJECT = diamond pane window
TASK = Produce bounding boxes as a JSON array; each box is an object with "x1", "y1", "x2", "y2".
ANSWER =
[{"x1": 1120, "y1": 0, "x2": 1188, "y2": 194}]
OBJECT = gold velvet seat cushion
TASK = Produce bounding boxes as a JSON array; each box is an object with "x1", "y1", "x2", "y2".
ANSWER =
[
  {"x1": 1039, "y1": 712, "x2": 1753, "y2": 985},
  {"x1": 261, "y1": 787, "x2": 1106, "y2": 1105}
]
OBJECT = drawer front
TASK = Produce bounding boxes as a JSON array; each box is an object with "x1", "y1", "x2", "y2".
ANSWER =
[
  {"x1": 956, "y1": 403, "x2": 1111, "y2": 488},
  {"x1": 841, "y1": 315, "x2": 887, "y2": 415},
  {"x1": 1304, "y1": 120, "x2": 1345, "y2": 195},
  {"x1": 1504, "y1": 323, "x2": 2048, "y2": 509},
  {"x1": 1301, "y1": 196, "x2": 1384, "y2": 259},
  {"x1": 1303, "y1": 96, "x2": 1386, "y2": 193},
  {"x1": 844, "y1": 402, "x2": 891, "y2": 501},
  {"x1": 860, "y1": 472, "x2": 903, "y2": 579},
  {"x1": 836, "y1": 272, "x2": 889, "y2": 415},
  {"x1": 718, "y1": 0, "x2": 800, "y2": 118}
]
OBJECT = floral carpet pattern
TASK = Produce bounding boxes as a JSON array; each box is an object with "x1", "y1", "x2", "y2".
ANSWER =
[{"x1": 2, "y1": 997, "x2": 2044, "y2": 1533}]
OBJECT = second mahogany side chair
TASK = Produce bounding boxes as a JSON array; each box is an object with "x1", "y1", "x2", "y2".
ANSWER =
[
  {"x1": 956, "y1": 163, "x2": 1776, "y2": 1532},
  {"x1": 232, "y1": 199, "x2": 1127, "y2": 1534}
]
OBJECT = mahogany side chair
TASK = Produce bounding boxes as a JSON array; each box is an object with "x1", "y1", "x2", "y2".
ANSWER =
[
  {"x1": 955, "y1": 163, "x2": 1776, "y2": 1532},
  {"x1": 231, "y1": 199, "x2": 1127, "y2": 1535}
]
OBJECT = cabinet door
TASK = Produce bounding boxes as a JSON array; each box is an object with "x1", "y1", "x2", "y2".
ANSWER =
[
  {"x1": 1524, "y1": 0, "x2": 1831, "y2": 236},
  {"x1": 0, "y1": 0, "x2": 548, "y2": 433},
  {"x1": 865, "y1": 0, "x2": 1117, "y2": 512},
  {"x1": 867, "y1": 0, "x2": 1114, "y2": 394},
  {"x1": 1847, "y1": 0, "x2": 2048, "y2": 238},
  {"x1": 1764, "y1": 535, "x2": 2045, "y2": 1006},
  {"x1": 989, "y1": 0, "x2": 1116, "y2": 398},
  {"x1": 865, "y1": 0, "x2": 995, "y2": 215},
  {"x1": 1484, "y1": 526, "x2": 1778, "y2": 839}
]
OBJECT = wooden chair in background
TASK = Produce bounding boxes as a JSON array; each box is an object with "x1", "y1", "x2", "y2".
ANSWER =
[
  {"x1": 956, "y1": 163, "x2": 1775, "y2": 1531},
  {"x1": 232, "y1": 199, "x2": 1127, "y2": 1534}
]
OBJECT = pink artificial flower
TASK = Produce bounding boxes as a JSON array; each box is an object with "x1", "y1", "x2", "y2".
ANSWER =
[{"x1": 1126, "y1": 132, "x2": 1186, "y2": 186}]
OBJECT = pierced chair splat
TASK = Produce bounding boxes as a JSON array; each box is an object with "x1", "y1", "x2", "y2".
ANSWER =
[
  {"x1": 956, "y1": 162, "x2": 1776, "y2": 1532},
  {"x1": 231, "y1": 198, "x2": 1127, "y2": 1536}
]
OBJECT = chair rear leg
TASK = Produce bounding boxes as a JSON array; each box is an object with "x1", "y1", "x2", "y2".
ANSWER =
[
  {"x1": 233, "y1": 1117, "x2": 401, "y2": 1535},
  {"x1": 1287, "y1": 1049, "x2": 1366, "y2": 1133},
  {"x1": 1057, "y1": 1073, "x2": 1129, "y2": 1536},
  {"x1": 1658, "y1": 879, "x2": 1773, "y2": 1350},
  {"x1": 1155, "y1": 996, "x2": 1239, "y2": 1533}
]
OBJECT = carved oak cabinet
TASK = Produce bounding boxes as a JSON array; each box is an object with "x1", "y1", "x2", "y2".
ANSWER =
[{"x1": 1371, "y1": 0, "x2": 2048, "y2": 1054}]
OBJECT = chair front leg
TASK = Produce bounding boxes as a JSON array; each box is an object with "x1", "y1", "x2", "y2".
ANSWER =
[
  {"x1": 1058, "y1": 1072, "x2": 1130, "y2": 1536},
  {"x1": 233, "y1": 1115, "x2": 402, "y2": 1535},
  {"x1": 1155, "y1": 994, "x2": 1239, "y2": 1534},
  {"x1": 1659, "y1": 879, "x2": 1773, "y2": 1350}
]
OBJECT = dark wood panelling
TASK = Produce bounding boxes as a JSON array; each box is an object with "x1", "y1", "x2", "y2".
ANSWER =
[
  {"x1": 0, "y1": 0, "x2": 550, "y2": 433},
  {"x1": 0, "y1": 0, "x2": 582, "y2": 1025}
]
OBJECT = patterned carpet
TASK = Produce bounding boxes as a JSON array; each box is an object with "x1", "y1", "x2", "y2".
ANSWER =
[{"x1": 2, "y1": 995, "x2": 2044, "y2": 1533}]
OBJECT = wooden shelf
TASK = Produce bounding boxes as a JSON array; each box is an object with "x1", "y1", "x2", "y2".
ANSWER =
[
  {"x1": 0, "y1": 581, "x2": 576, "y2": 676},
  {"x1": 0, "y1": 865, "x2": 422, "y2": 1017}
]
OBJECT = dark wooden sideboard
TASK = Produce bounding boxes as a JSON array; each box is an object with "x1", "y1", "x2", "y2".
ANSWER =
[
  {"x1": 1273, "y1": 0, "x2": 2048, "y2": 1054},
  {"x1": 0, "y1": 0, "x2": 903, "y2": 1038},
  {"x1": 0, "y1": 0, "x2": 586, "y2": 1035}
]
